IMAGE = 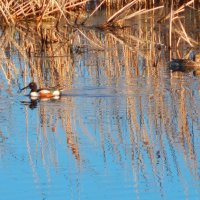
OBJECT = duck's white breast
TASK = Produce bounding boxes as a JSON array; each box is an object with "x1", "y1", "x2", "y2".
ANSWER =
[
  {"x1": 52, "y1": 90, "x2": 61, "y2": 96},
  {"x1": 30, "y1": 91, "x2": 39, "y2": 97}
]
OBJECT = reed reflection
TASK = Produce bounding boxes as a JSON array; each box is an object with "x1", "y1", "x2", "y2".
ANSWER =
[{"x1": 0, "y1": 5, "x2": 199, "y2": 199}]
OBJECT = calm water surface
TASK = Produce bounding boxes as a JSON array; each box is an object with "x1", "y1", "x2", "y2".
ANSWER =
[{"x1": 0, "y1": 58, "x2": 200, "y2": 200}]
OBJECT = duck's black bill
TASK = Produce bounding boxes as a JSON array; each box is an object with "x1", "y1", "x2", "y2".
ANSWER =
[{"x1": 19, "y1": 85, "x2": 29, "y2": 93}]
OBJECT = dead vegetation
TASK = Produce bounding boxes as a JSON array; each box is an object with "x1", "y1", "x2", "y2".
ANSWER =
[{"x1": 0, "y1": 0, "x2": 198, "y2": 85}]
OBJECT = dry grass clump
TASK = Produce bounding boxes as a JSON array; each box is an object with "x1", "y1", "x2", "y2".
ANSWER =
[
  {"x1": 0, "y1": 0, "x2": 88, "y2": 26},
  {"x1": 0, "y1": 0, "x2": 198, "y2": 27},
  {"x1": 0, "y1": 0, "x2": 199, "y2": 86}
]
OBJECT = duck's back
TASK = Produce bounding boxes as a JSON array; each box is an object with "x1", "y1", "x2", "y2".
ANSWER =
[{"x1": 169, "y1": 59, "x2": 200, "y2": 72}]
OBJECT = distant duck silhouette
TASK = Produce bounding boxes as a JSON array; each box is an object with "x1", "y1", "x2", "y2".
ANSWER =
[
  {"x1": 193, "y1": 70, "x2": 200, "y2": 76},
  {"x1": 169, "y1": 53, "x2": 200, "y2": 72}
]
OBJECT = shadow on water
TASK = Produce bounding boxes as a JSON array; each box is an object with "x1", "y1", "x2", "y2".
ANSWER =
[{"x1": 0, "y1": 4, "x2": 200, "y2": 200}]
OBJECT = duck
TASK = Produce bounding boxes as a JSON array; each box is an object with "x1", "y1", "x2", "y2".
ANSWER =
[
  {"x1": 169, "y1": 53, "x2": 200, "y2": 72},
  {"x1": 193, "y1": 70, "x2": 200, "y2": 76},
  {"x1": 20, "y1": 82, "x2": 62, "y2": 99}
]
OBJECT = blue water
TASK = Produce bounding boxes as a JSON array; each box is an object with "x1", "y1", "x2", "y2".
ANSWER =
[{"x1": 0, "y1": 58, "x2": 200, "y2": 200}]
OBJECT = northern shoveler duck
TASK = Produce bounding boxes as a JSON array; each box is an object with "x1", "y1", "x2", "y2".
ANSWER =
[
  {"x1": 20, "y1": 82, "x2": 62, "y2": 99},
  {"x1": 169, "y1": 53, "x2": 200, "y2": 72}
]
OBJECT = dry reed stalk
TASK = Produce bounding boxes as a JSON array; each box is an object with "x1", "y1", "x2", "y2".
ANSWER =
[
  {"x1": 174, "y1": 0, "x2": 194, "y2": 14},
  {"x1": 108, "y1": 32, "x2": 135, "y2": 52},
  {"x1": 65, "y1": 0, "x2": 88, "y2": 9},
  {"x1": 106, "y1": 0, "x2": 139, "y2": 24},
  {"x1": 77, "y1": 28, "x2": 104, "y2": 49},
  {"x1": 1, "y1": 1, "x2": 15, "y2": 24},
  {"x1": 51, "y1": 0, "x2": 72, "y2": 25},
  {"x1": 127, "y1": 97, "x2": 146, "y2": 156},
  {"x1": 171, "y1": 16, "x2": 198, "y2": 46},
  {"x1": 126, "y1": 33, "x2": 164, "y2": 47},
  {"x1": 63, "y1": 109, "x2": 81, "y2": 161},
  {"x1": 169, "y1": 0, "x2": 173, "y2": 51},
  {"x1": 13, "y1": 2, "x2": 33, "y2": 18},
  {"x1": 25, "y1": 106, "x2": 41, "y2": 184},
  {"x1": 174, "y1": 28, "x2": 198, "y2": 46},
  {"x1": 158, "y1": 0, "x2": 194, "y2": 22},
  {"x1": 120, "y1": 5, "x2": 164, "y2": 21},
  {"x1": 0, "y1": 64, "x2": 10, "y2": 81},
  {"x1": 0, "y1": 5, "x2": 11, "y2": 25},
  {"x1": 87, "y1": 0, "x2": 106, "y2": 19},
  {"x1": 79, "y1": 0, "x2": 106, "y2": 25},
  {"x1": 177, "y1": 18, "x2": 194, "y2": 46}
]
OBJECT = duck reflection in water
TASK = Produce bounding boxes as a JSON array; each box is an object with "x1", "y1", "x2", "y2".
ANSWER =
[
  {"x1": 20, "y1": 99, "x2": 38, "y2": 109},
  {"x1": 21, "y1": 97, "x2": 61, "y2": 109}
]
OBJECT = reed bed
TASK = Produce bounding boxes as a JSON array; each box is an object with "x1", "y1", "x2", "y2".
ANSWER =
[
  {"x1": 0, "y1": 0, "x2": 88, "y2": 25},
  {"x1": 0, "y1": 0, "x2": 198, "y2": 26}
]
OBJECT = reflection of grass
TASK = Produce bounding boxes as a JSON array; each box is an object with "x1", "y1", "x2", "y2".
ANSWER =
[
  {"x1": 0, "y1": 0, "x2": 199, "y2": 191},
  {"x1": 0, "y1": 1, "x2": 199, "y2": 84},
  {"x1": 126, "y1": 77, "x2": 199, "y2": 179}
]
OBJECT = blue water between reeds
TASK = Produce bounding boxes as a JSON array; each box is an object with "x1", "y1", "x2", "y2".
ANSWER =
[{"x1": 0, "y1": 58, "x2": 200, "y2": 200}]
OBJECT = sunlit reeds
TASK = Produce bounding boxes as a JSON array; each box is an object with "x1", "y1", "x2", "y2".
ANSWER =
[
  {"x1": 5, "y1": 0, "x2": 196, "y2": 84},
  {"x1": 0, "y1": 0, "x2": 89, "y2": 26}
]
